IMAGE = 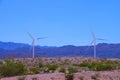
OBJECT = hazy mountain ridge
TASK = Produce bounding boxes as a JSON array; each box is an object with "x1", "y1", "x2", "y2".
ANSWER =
[
  {"x1": 0, "y1": 41, "x2": 120, "y2": 58},
  {"x1": 0, "y1": 41, "x2": 30, "y2": 50}
]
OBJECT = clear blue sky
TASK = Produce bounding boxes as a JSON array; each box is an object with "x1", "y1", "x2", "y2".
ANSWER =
[{"x1": 0, "y1": 0, "x2": 120, "y2": 46}]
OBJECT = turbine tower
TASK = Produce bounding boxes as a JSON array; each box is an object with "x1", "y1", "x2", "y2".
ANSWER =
[
  {"x1": 91, "y1": 31, "x2": 105, "y2": 59},
  {"x1": 28, "y1": 32, "x2": 45, "y2": 58}
]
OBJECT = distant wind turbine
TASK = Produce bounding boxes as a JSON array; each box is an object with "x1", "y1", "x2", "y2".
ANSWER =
[
  {"x1": 91, "y1": 31, "x2": 105, "y2": 59},
  {"x1": 27, "y1": 32, "x2": 46, "y2": 58}
]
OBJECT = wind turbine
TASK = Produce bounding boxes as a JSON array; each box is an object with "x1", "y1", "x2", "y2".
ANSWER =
[
  {"x1": 28, "y1": 32, "x2": 46, "y2": 58},
  {"x1": 91, "y1": 31, "x2": 105, "y2": 59}
]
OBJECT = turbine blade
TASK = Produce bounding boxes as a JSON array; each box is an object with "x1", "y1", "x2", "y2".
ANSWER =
[
  {"x1": 90, "y1": 40, "x2": 94, "y2": 45},
  {"x1": 27, "y1": 32, "x2": 34, "y2": 40},
  {"x1": 91, "y1": 31, "x2": 96, "y2": 39},
  {"x1": 32, "y1": 40, "x2": 34, "y2": 46},
  {"x1": 85, "y1": 41, "x2": 94, "y2": 52},
  {"x1": 97, "y1": 38, "x2": 106, "y2": 40},
  {"x1": 37, "y1": 37, "x2": 47, "y2": 40}
]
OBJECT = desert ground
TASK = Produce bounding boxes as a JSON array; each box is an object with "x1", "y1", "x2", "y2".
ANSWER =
[{"x1": 0, "y1": 57, "x2": 120, "y2": 80}]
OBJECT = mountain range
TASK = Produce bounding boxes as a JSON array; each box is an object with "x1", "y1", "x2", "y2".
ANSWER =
[{"x1": 0, "y1": 41, "x2": 120, "y2": 59}]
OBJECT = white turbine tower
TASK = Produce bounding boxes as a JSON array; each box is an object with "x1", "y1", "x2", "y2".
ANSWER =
[
  {"x1": 28, "y1": 32, "x2": 45, "y2": 58},
  {"x1": 91, "y1": 31, "x2": 105, "y2": 59}
]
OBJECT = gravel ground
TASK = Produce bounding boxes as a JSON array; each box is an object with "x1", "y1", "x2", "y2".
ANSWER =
[
  {"x1": 1, "y1": 71, "x2": 120, "y2": 80},
  {"x1": 74, "y1": 70, "x2": 120, "y2": 80},
  {"x1": 1, "y1": 73, "x2": 65, "y2": 80}
]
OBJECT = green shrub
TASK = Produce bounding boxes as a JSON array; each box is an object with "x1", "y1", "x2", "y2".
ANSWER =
[
  {"x1": 91, "y1": 74, "x2": 99, "y2": 80},
  {"x1": 68, "y1": 67, "x2": 77, "y2": 74},
  {"x1": 79, "y1": 76, "x2": 84, "y2": 80},
  {"x1": 59, "y1": 68, "x2": 66, "y2": 73},
  {"x1": 79, "y1": 61, "x2": 89, "y2": 67},
  {"x1": 65, "y1": 73, "x2": 73, "y2": 80},
  {"x1": 0, "y1": 74, "x2": 3, "y2": 79},
  {"x1": 29, "y1": 67, "x2": 40, "y2": 74},
  {"x1": 78, "y1": 60, "x2": 113, "y2": 71},
  {"x1": 0, "y1": 61, "x2": 3, "y2": 65},
  {"x1": 45, "y1": 64, "x2": 58, "y2": 72},
  {"x1": 0, "y1": 59, "x2": 27, "y2": 77},
  {"x1": 39, "y1": 62, "x2": 44, "y2": 68},
  {"x1": 38, "y1": 59, "x2": 44, "y2": 68},
  {"x1": 96, "y1": 64, "x2": 112, "y2": 71}
]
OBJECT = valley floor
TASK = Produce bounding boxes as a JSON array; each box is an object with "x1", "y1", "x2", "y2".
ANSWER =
[
  {"x1": 0, "y1": 57, "x2": 120, "y2": 80},
  {"x1": 1, "y1": 71, "x2": 120, "y2": 80}
]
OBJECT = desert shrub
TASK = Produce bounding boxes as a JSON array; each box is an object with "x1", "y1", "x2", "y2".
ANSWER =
[
  {"x1": 45, "y1": 64, "x2": 58, "y2": 72},
  {"x1": 89, "y1": 62, "x2": 113, "y2": 71},
  {"x1": 87, "y1": 62, "x2": 97, "y2": 70},
  {"x1": 39, "y1": 62, "x2": 44, "y2": 68},
  {"x1": 78, "y1": 60, "x2": 113, "y2": 71},
  {"x1": 96, "y1": 64, "x2": 112, "y2": 71},
  {"x1": 91, "y1": 74, "x2": 99, "y2": 80},
  {"x1": 0, "y1": 59, "x2": 27, "y2": 77},
  {"x1": 109, "y1": 77, "x2": 114, "y2": 80},
  {"x1": 0, "y1": 74, "x2": 3, "y2": 79},
  {"x1": 65, "y1": 73, "x2": 73, "y2": 80},
  {"x1": 29, "y1": 67, "x2": 40, "y2": 74},
  {"x1": 68, "y1": 67, "x2": 77, "y2": 74},
  {"x1": 65, "y1": 67, "x2": 77, "y2": 80},
  {"x1": 91, "y1": 73, "x2": 100, "y2": 80},
  {"x1": 79, "y1": 76, "x2": 84, "y2": 80},
  {"x1": 109, "y1": 60, "x2": 120, "y2": 70},
  {"x1": 79, "y1": 61, "x2": 89, "y2": 67},
  {"x1": 0, "y1": 61, "x2": 3, "y2": 65},
  {"x1": 38, "y1": 59, "x2": 44, "y2": 68},
  {"x1": 59, "y1": 67, "x2": 66, "y2": 73}
]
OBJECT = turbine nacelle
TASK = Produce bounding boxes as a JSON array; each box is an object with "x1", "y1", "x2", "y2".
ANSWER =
[{"x1": 91, "y1": 31, "x2": 106, "y2": 44}]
